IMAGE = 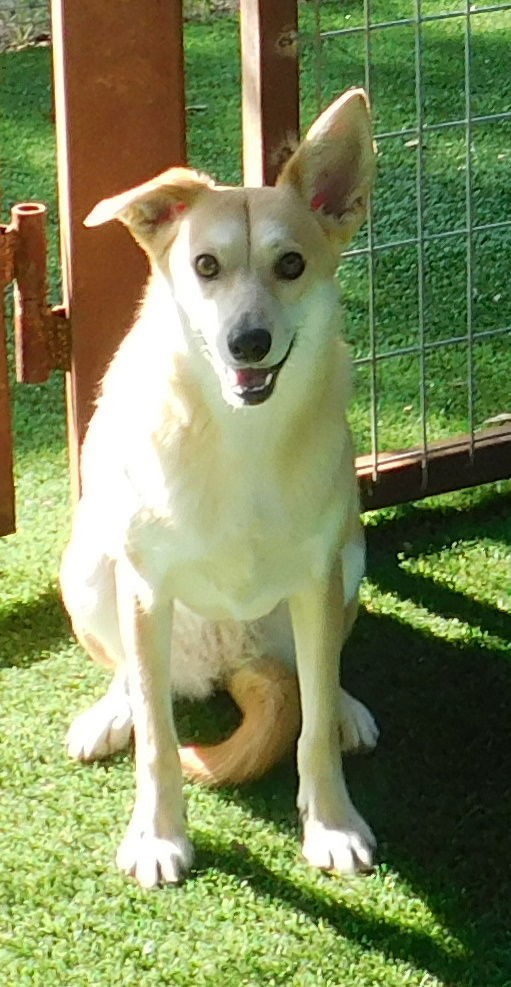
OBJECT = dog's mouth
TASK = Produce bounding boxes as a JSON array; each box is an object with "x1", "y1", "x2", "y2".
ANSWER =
[{"x1": 225, "y1": 341, "x2": 294, "y2": 406}]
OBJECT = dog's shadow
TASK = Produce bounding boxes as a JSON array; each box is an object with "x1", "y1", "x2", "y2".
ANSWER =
[
  {"x1": 0, "y1": 588, "x2": 70, "y2": 669},
  {"x1": 177, "y1": 490, "x2": 511, "y2": 986}
]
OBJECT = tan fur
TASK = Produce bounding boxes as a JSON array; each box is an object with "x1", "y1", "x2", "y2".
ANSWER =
[
  {"x1": 176, "y1": 598, "x2": 363, "y2": 788},
  {"x1": 61, "y1": 89, "x2": 379, "y2": 887},
  {"x1": 178, "y1": 657, "x2": 301, "y2": 785}
]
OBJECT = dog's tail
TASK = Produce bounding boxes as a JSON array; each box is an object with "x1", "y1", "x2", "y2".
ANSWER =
[{"x1": 178, "y1": 657, "x2": 301, "y2": 786}]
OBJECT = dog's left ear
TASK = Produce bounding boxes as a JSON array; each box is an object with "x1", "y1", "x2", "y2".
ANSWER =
[{"x1": 278, "y1": 88, "x2": 375, "y2": 247}]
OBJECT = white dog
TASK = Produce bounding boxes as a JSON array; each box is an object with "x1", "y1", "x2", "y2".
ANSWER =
[{"x1": 61, "y1": 88, "x2": 378, "y2": 887}]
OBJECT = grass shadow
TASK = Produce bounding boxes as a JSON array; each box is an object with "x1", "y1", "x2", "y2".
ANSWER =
[
  {"x1": 365, "y1": 488, "x2": 511, "y2": 642},
  {"x1": 175, "y1": 491, "x2": 511, "y2": 985},
  {"x1": 193, "y1": 832, "x2": 468, "y2": 985},
  {"x1": 0, "y1": 587, "x2": 70, "y2": 668},
  {"x1": 191, "y1": 602, "x2": 510, "y2": 985}
]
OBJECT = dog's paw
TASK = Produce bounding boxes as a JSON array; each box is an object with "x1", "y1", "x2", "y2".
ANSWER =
[
  {"x1": 302, "y1": 811, "x2": 376, "y2": 875},
  {"x1": 66, "y1": 693, "x2": 133, "y2": 761},
  {"x1": 338, "y1": 689, "x2": 379, "y2": 754},
  {"x1": 116, "y1": 830, "x2": 193, "y2": 888}
]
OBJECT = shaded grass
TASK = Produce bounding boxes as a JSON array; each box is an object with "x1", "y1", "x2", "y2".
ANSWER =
[{"x1": 1, "y1": 8, "x2": 511, "y2": 987}]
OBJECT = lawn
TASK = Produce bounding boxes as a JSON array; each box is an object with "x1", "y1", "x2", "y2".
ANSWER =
[{"x1": 1, "y1": 4, "x2": 511, "y2": 986}]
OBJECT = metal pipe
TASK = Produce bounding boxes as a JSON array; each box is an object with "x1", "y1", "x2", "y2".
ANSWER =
[
  {"x1": 0, "y1": 223, "x2": 15, "y2": 534},
  {"x1": 11, "y1": 202, "x2": 51, "y2": 384}
]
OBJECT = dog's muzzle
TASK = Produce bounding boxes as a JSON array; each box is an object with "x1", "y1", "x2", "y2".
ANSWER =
[{"x1": 225, "y1": 341, "x2": 294, "y2": 405}]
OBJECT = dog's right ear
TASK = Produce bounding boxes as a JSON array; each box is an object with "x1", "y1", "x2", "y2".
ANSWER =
[{"x1": 84, "y1": 167, "x2": 214, "y2": 252}]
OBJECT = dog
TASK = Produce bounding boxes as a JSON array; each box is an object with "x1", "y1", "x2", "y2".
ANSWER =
[{"x1": 61, "y1": 88, "x2": 378, "y2": 888}]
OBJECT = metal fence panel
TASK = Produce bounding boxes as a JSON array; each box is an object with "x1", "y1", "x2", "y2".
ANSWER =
[{"x1": 304, "y1": 0, "x2": 511, "y2": 507}]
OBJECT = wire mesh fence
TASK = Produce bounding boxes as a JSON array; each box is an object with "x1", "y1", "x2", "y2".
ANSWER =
[{"x1": 300, "y1": 0, "x2": 511, "y2": 503}]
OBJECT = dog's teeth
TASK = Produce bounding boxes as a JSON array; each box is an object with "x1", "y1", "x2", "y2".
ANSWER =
[
  {"x1": 232, "y1": 380, "x2": 272, "y2": 395},
  {"x1": 227, "y1": 366, "x2": 275, "y2": 398}
]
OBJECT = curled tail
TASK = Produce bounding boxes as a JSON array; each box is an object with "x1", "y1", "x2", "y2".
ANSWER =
[{"x1": 178, "y1": 657, "x2": 301, "y2": 786}]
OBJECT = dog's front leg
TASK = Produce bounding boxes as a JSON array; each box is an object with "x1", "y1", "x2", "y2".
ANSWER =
[
  {"x1": 290, "y1": 570, "x2": 375, "y2": 875},
  {"x1": 114, "y1": 558, "x2": 193, "y2": 887}
]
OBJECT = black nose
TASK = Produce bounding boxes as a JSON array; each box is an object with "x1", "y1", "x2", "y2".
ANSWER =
[{"x1": 227, "y1": 328, "x2": 272, "y2": 363}]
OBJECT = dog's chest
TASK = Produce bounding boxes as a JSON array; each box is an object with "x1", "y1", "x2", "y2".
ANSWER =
[{"x1": 132, "y1": 454, "x2": 341, "y2": 621}]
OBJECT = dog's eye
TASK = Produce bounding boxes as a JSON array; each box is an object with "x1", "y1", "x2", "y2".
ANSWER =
[
  {"x1": 194, "y1": 254, "x2": 220, "y2": 279},
  {"x1": 275, "y1": 252, "x2": 305, "y2": 281}
]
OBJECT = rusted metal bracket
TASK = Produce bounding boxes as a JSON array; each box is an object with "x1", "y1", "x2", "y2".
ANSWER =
[
  {"x1": 0, "y1": 218, "x2": 15, "y2": 535},
  {"x1": 1, "y1": 202, "x2": 70, "y2": 383}
]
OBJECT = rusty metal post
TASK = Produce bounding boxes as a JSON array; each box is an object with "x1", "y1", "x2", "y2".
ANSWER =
[
  {"x1": 51, "y1": 0, "x2": 186, "y2": 499},
  {"x1": 11, "y1": 202, "x2": 51, "y2": 383},
  {"x1": 240, "y1": 0, "x2": 300, "y2": 186},
  {"x1": 0, "y1": 225, "x2": 15, "y2": 535}
]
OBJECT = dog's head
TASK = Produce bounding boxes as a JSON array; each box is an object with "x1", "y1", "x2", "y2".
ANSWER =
[{"x1": 85, "y1": 89, "x2": 375, "y2": 408}]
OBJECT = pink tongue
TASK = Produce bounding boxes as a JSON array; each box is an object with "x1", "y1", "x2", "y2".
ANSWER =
[{"x1": 235, "y1": 368, "x2": 268, "y2": 388}]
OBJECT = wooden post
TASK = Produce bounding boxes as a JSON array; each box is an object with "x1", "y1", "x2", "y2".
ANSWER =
[
  {"x1": 51, "y1": 0, "x2": 186, "y2": 499},
  {"x1": 240, "y1": 0, "x2": 300, "y2": 186}
]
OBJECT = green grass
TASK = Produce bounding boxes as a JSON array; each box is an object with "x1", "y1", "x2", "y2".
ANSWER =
[{"x1": 1, "y1": 7, "x2": 511, "y2": 986}]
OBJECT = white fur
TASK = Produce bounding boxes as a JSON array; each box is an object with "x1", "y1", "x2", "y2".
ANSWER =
[{"x1": 62, "y1": 89, "x2": 377, "y2": 886}]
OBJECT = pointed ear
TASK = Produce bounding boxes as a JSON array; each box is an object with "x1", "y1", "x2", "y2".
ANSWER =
[
  {"x1": 84, "y1": 167, "x2": 214, "y2": 252},
  {"x1": 277, "y1": 88, "x2": 375, "y2": 247}
]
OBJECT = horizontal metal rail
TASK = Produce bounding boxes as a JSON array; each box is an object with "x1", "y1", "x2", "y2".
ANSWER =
[
  {"x1": 320, "y1": 3, "x2": 511, "y2": 39},
  {"x1": 353, "y1": 326, "x2": 511, "y2": 367},
  {"x1": 375, "y1": 110, "x2": 511, "y2": 142},
  {"x1": 345, "y1": 219, "x2": 511, "y2": 258}
]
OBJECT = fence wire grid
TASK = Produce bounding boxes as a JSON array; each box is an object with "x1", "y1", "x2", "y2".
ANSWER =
[{"x1": 304, "y1": 0, "x2": 511, "y2": 491}]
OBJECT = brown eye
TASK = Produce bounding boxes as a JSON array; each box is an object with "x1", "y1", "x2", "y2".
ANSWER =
[
  {"x1": 275, "y1": 252, "x2": 305, "y2": 281},
  {"x1": 194, "y1": 254, "x2": 220, "y2": 279}
]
